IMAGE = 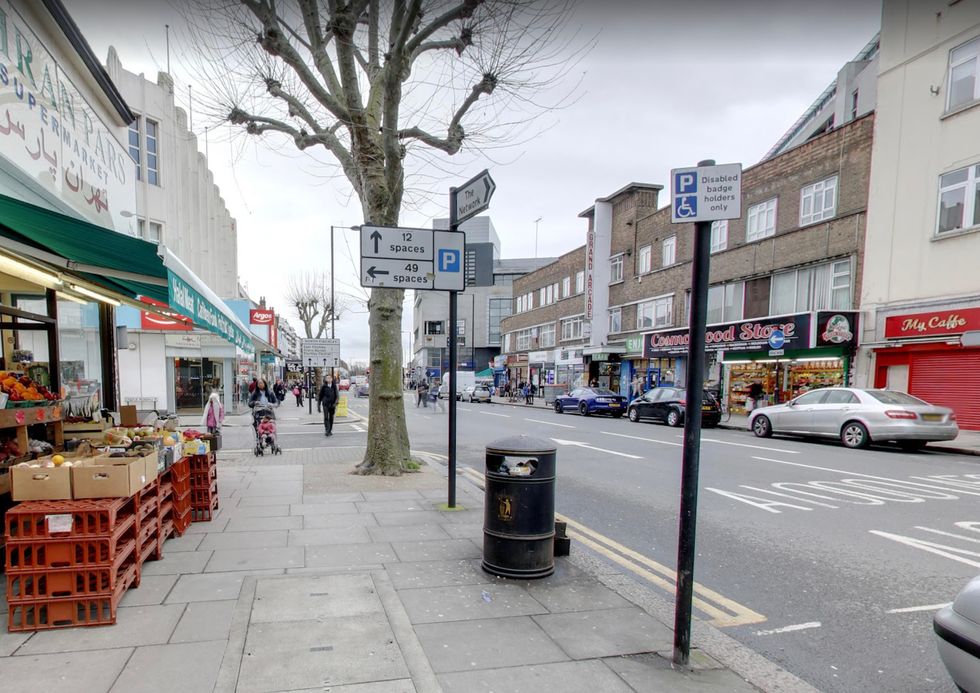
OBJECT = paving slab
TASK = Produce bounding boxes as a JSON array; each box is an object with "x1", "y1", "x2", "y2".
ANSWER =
[
  {"x1": 288, "y1": 527, "x2": 372, "y2": 546},
  {"x1": 16, "y1": 604, "x2": 184, "y2": 654},
  {"x1": 0, "y1": 648, "x2": 133, "y2": 692},
  {"x1": 373, "y1": 510, "x2": 451, "y2": 527},
  {"x1": 360, "y1": 490, "x2": 424, "y2": 501},
  {"x1": 237, "y1": 482, "x2": 303, "y2": 496},
  {"x1": 166, "y1": 573, "x2": 245, "y2": 603},
  {"x1": 303, "y1": 513, "x2": 379, "y2": 529},
  {"x1": 119, "y1": 574, "x2": 180, "y2": 607},
  {"x1": 0, "y1": 629, "x2": 31, "y2": 656},
  {"x1": 534, "y1": 607, "x2": 674, "y2": 660},
  {"x1": 237, "y1": 495, "x2": 303, "y2": 507},
  {"x1": 526, "y1": 578, "x2": 635, "y2": 613},
  {"x1": 141, "y1": 549, "x2": 213, "y2": 576},
  {"x1": 367, "y1": 524, "x2": 451, "y2": 543},
  {"x1": 183, "y1": 516, "x2": 230, "y2": 533},
  {"x1": 356, "y1": 499, "x2": 438, "y2": 514},
  {"x1": 224, "y1": 515, "x2": 303, "y2": 532},
  {"x1": 304, "y1": 542, "x2": 399, "y2": 569},
  {"x1": 414, "y1": 615, "x2": 569, "y2": 673},
  {"x1": 602, "y1": 652, "x2": 760, "y2": 692},
  {"x1": 251, "y1": 574, "x2": 383, "y2": 623},
  {"x1": 170, "y1": 600, "x2": 238, "y2": 643},
  {"x1": 238, "y1": 614, "x2": 409, "y2": 692},
  {"x1": 198, "y1": 529, "x2": 288, "y2": 550},
  {"x1": 220, "y1": 505, "x2": 290, "y2": 518},
  {"x1": 162, "y1": 532, "x2": 205, "y2": 552},
  {"x1": 390, "y1": 539, "x2": 482, "y2": 563},
  {"x1": 290, "y1": 502, "x2": 359, "y2": 515},
  {"x1": 398, "y1": 583, "x2": 548, "y2": 624},
  {"x1": 109, "y1": 640, "x2": 226, "y2": 693},
  {"x1": 279, "y1": 682, "x2": 417, "y2": 693},
  {"x1": 441, "y1": 523, "x2": 483, "y2": 540},
  {"x1": 204, "y1": 546, "x2": 305, "y2": 572},
  {"x1": 386, "y1": 558, "x2": 496, "y2": 590},
  {"x1": 438, "y1": 658, "x2": 634, "y2": 693},
  {"x1": 302, "y1": 492, "x2": 365, "y2": 503}
]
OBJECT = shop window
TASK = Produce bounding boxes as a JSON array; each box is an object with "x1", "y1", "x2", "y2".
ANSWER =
[
  {"x1": 800, "y1": 176, "x2": 837, "y2": 226},
  {"x1": 747, "y1": 198, "x2": 777, "y2": 241},
  {"x1": 575, "y1": 270, "x2": 584, "y2": 294},
  {"x1": 662, "y1": 236, "x2": 676, "y2": 267},
  {"x1": 710, "y1": 220, "x2": 728, "y2": 253},
  {"x1": 638, "y1": 245, "x2": 652, "y2": 273},
  {"x1": 539, "y1": 323, "x2": 556, "y2": 348},
  {"x1": 947, "y1": 36, "x2": 980, "y2": 111},
  {"x1": 936, "y1": 163, "x2": 980, "y2": 235},
  {"x1": 609, "y1": 255, "x2": 624, "y2": 283},
  {"x1": 608, "y1": 308, "x2": 621, "y2": 334},
  {"x1": 562, "y1": 276, "x2": 571, "y2": 297}
]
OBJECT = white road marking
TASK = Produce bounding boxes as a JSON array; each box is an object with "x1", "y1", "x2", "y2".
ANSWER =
[
  {"x1": 527, "y1": 418, "x2": 574, "y2": 429},
  {"x1": 914, "y1": 526, "x2": 980, "y2": 544},
  {"x1": 700, "y1": 438, "x2": 801, "y2": 454},
  {"x1": 869, "y1": 530, "x2": 980, "y2": 569},
  {"x1": 552, "y1": 437, "x2": 642, "y2": 459},
  {"x1": 457, "y1": 407, "x2": 473, "y2": 412},
  {"x1": 754, "y1": 621, "x2": 821, "y2": 636},
  {"x1": 479, "y1": 411, "x2": 510, "y2": 418},
  {"x1": 602, "y1": 431, "x2": 682, "y2": 447},
  {"x1": 886, "y1": 603, "x2": 952, "y2": 614}
]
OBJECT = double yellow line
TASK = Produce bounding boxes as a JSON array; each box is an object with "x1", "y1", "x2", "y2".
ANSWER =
[{"x1": 458, "y1": 465, "x2": 765, "y2": 628}]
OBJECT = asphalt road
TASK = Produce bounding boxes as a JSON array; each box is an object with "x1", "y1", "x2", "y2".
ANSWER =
[{"x1": 229, "y1": 394, "x2": 976, "y2": 693}]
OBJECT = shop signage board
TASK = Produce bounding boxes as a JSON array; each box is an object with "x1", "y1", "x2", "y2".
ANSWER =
[
  {"x1": 285, "y1": 359, "x2": 303, "y2": 372},
  {"x1": 815, "y1": 311, "x2": 859, "y2": 347},
  {"x1": 250, "y1": 309, "x2": 275, "y2": 325},
  {"x1": 141, "y1": 311, "x2": 193, "y2": 331},
  {"x1": 167, "y1": 271, "x2": 254, "y2": 352},
  {"x1": 644, "y1": 313, "x2": 813, "y2": 358},
  {"x1": 670, "y1": 163, "x2": 742, "y2": 223},
  {"x1": 260, "y1": 353, "x2": 277, "y2": 365},
  {"x1": 883, "y1": 307, "x2": 980, "y2": 339},
  {"x1": 359, "y1": 225, "x2": 465, "y2": 291},
  {"x1": 301, "y1": 338, "x2": 341, "y2": 368}
]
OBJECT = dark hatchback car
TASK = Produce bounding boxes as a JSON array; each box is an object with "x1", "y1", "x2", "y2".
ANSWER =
[
  {"x1": 554, "y1": 387, "x2": 627, "y2": 417},
  {"x1": 627, "y1": 387, "x2": 721, "y2": 427}
]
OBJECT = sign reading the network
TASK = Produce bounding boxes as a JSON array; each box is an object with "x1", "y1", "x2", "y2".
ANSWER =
[
  {"x1": 451, "y1": 169, "x2": 496, "y2": 223},
  {"x1": 670, "y1": 162, "x2": 742, "y2": 223},
  {"x1": 360, "y1": 225, "x2": 465, "y2": 291}
]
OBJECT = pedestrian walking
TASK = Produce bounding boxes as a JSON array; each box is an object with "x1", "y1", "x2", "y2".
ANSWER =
[
  {"x1": 293, "y1": 381, "x2": 303, "y2": 406},
  {"x1": 248, "y1": 378, "x2": 278, "y2": 407},
  {"x1": 416, "y1": 380, "x2": 429, "y2": 407},
  {"x1": 201, "y1": 390, "x2": 224, "y2": 435},
  {"x1": 248, "y1": 376, "x2": 258, "y2": 393},
  {"x1": 273, "y1": 379, "x2": 286, "y2": 404},
  {"x1": 432, "y1": 380, "x2": 445, "y2": 412},
  {"x1": 631, "y1": 374, "x2": 643, "y2": 400},
  {"x1": 318, "y1": 374, "x2": 339, "y2": 436},
  {"x1": 747, "y1": 380, "x2": 765, "y2": 411}
]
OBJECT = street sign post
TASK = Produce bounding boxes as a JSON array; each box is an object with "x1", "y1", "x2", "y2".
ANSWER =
[
  {"x1": 670, "y1": 159, "x2": 742, "y2": 667},
  {"x1": 451, "y1": 169, "x2": 496, "y2": 224},
  {"x1": 359, "y1": 225, "x2": 464, "y2": 291}
]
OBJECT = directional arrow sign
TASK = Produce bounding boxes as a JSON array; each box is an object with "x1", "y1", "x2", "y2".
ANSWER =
[
  {"x1": 360, "y1": 258, "x2": 433, "y2": 289},
  {"x1": 360, "y1": 225, "x2": 433, "y2": 260},
  {"x1": 550, "y1": 438, "x2": 642, "y2": 459},
  {"x1": 452, "y1": 169, "x2": 496, "y2": 224}
]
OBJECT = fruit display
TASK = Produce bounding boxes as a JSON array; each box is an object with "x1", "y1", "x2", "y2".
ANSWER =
[
  {"x1": 0, "y1": 436, "x2": 21, "y2": 463},
  {"x1": 0, "y1": 372, "x2": 59, "y2": 403}
]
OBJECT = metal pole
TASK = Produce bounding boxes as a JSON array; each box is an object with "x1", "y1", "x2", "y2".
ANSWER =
[
  {"x1": 673, "y1": 159, "x2": 715, "y2": 666},
  {"x1": 331, "y1": 225, "x2": 336, "y2": 383},
  {"x1": 307, "y1": 367, "x2": 312, "y2": 415},
  {"x1": 447, "y1": 187, "x2": 459, "y2": 508}
]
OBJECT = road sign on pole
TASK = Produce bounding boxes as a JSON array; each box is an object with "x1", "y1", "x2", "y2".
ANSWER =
[
  {"x1": 359, "y1": 225, "x2": 463, "y2": 291},
  {"x1": 670, "y1": 162, "x2": 742, "y2": 224},
  {"x1": 301, "y1": 338, "x2": 341, "y2": 369},
  {"x1": 451, "y1": 169, "x2": 496, "y2": 224}
]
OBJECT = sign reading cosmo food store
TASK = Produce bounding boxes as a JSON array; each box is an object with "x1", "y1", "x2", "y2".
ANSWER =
[{"x1": 644, "y1": 313, "x2": 812, "y2": 357}]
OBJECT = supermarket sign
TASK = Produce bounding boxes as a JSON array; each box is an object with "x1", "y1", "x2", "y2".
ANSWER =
[
  {"x1": 167, "y1": 271, "x2": 253, "y2": 351},
  {"x1": 644, "y1": 313, "x2": 812, "y2": 357}
]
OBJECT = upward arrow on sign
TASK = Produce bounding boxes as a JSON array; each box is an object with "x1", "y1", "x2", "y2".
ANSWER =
[{"x1": 370, "y1": 229, "x2": 381, "y2": 254}]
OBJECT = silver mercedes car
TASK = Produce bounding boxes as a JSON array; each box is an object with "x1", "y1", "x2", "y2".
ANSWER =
[
  {"x1": 935, "y1": 575, "x2": 980, "y2": 693},
  {"x1": 748, "y1": 387, "x2": 959, "y2": 450}
]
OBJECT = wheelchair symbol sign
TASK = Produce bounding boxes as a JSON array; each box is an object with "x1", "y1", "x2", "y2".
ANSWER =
[{"x1": 674, "y1": 195, "x2": 697, "y2": 219}]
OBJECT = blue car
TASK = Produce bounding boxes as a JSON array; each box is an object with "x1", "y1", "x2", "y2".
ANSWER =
[{"x1": 553, "y1": 387, "x2": 627, "y2": 417}]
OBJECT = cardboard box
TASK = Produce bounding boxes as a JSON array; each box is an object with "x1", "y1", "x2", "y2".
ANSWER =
[
  {"x1": 72, "y1": 456, "x2": 148, "y2": 499},
  {"x1": 119, "y1": 405, "x2": 139, "y2": 427},
  {"x1": 11, "y1": 464, "x2": 73, "y2": 501},
  {"x1": 183, "y1": 440, "x2": 209, "y2": 456}
]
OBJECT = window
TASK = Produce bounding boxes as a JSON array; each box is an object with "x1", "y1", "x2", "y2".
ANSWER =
[
  {"x1": 662, "y1": 236, "x2": 676, "y2": 267},
  {"x1": 637, "y1": 296, "x2": 673, "y2": 330},
  {"x1": 706, "y1": 282, "x2": 744, "y2": 324},
  {"x1": 128, "y1": 116, "x2": 141, "y2": 181},
  {"x1": 503, "y1": 333, "x2": 511, "y2": 352},
  {"x1": 562, "y1": 276, "x2": 571, "y2": 297},
  {"x1": 800, "y1": 176, "x2": 838, "y2": 226},
  {"x1": 146, "y1": 221, "x2": 162, "y2": 243},
  {"x1": 575, "y1": 270, "x2": 584, "y2": 294},
  {"x1": 770, "y1": 259, "x2": 852, "y2": 314},
  {"x1": 948, "y1": 36, "x2": 980, "y2": 111},
  {"x1": 561, "y1": 316, "x2": 583, "y2": 341},
  {"x1": 539, "y1": 323, "x2": 556, "y2": 348},
  {"x1": 638, "y1": 245, "x2": 652, "y2": 273},
  {"x1": 608, "y1": 308, "x2": 621, "y2": 334},
  {"x1": 488, "y1": 298, "x2": 512, "y2": 346},
  {"x1": 145, "y1": 119, "x2": 160, "y2": 186},
  {"x1": 830, "y1": 259, "x2": 852, "y2": 309},
  {"x1": 937, "y1": 164, "x2": 980, "y2": 234},
  {"x1": 793, "y1": 390, "x2": 829, "y2": 406},
  {"x1": 516, "y1": 329, "x2": 532, "y2": 351},
  {"x1": 609, "y1": 255, "x2": 624, "y2": 283},
  {"x1": 710, "y1": 220, "x2": 728, "y2": 253},
  {"x1": 424, "y1": 321, "x2": 444, "y2": 335},
  {"x1": 849, "y1": 90, "x2": 859, "y2": 120},
  {"x1": 824, "y1": 390, "x2": 859, "y2": 405},
  {"x1": 746, "y1": 198, "x2": 777, "y2": 241},
  {"x1": 539, "y1": 287, "x2": 546, "y2": 305}
]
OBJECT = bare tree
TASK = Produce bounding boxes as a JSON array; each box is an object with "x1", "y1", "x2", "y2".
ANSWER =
[
  {"x1": 285, "y1": 272, "x2": 339, "y2": 339},
  {"x1": 183, "y1": 0, "x2": 584, "y2": 475}
]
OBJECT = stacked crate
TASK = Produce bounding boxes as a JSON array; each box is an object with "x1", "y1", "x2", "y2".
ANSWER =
[
  {"x1": 135, "y1": 478, "x2": 162, "y2": 568},
  {"x1": 4, "y1": 497, "x2": 139, "y2": 631},
  {"x1": 189, "y1": 452, "x2": 218, "y2": 522},
  {"x1": 170, "y1": 457, "x2": 191, "y2": 534}
]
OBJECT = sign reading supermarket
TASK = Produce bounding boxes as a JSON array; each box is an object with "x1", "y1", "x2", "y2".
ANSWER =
[
  {"x1": 168, "y1": 271, "x2": 253, "y2": 351},
  {"x1": 644, "y1": 313, "x2": 813, "y2": 357}
]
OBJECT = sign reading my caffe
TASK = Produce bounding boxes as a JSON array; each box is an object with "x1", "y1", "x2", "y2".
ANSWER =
[
  {"x1": 644, "y1": 313, "x2": 812, "y2": 358},
  {"x1": 884, "y1": 307, "x2": 980, "y2": 339}
]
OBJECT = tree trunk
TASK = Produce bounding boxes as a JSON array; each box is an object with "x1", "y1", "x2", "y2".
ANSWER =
[{"x1": 356, "y1": 286, "x2": 410, "y2": 475}]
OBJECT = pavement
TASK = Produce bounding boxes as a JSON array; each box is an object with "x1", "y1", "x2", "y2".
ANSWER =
[{"x1": 0, "y1": 406, "x2": 821, "y2": 693}]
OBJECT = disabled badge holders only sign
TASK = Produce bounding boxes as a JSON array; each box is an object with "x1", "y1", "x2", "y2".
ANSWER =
[
  {"x1": 670, "y1": 162, "x2": 742, "y2": 224},
  {"x1": 360, "y1": 225, "x2": 465, "y2": 291}
]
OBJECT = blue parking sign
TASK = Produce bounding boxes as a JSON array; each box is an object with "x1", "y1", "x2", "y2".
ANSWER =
[
  {"x1": 674, "y1": 195, "x2": 697, "y2": 219},
  {"x1": 438, "y1": 248, "x2": 461, "y2": 272},
  {"x1": 674, "y1": 170, "x2": 698, "y2": 194}
]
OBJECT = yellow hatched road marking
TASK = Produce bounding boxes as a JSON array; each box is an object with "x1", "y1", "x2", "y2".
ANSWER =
[{"x1": 459, "y1": 466, "x2": 765, "y2": 628}]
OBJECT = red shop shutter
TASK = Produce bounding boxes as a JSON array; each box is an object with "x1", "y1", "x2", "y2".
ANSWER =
[{"x1": 908, "y1": 349, "x2": 980, "y2": 430}]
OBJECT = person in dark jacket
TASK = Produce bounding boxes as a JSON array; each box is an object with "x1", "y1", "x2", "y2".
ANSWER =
[
  {"x1": 318, "y1": 374, "x2": 340, "y2": 436},
  {"x1": 248, "y1": 378, "x2": 278, "y2": 407},
  {"x1": 273, "y1": 379, "x2": 286, "y2": 403}
]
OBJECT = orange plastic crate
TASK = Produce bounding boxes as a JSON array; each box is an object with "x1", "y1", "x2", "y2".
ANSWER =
[
  {"x1": 5, "y1": 497, "x2": 136, "y2": 541},
  {"x1": 6, "y1": 529, "x2": 137, "y2": 571},
  {"x1": 7, "y1": 540, "x2": 136, "y2": 601},
  {"x1": 173, "y1": 507, "x2": 192, "y2": 536}
]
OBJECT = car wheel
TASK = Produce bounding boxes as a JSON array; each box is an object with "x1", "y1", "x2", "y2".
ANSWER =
[
  {"x1": 628, "y1": 407, "x2": 640, "y2": 422},
  {"x1": 554, "y1": 401, "x2": 563, "y2": 414},
  {"x1": 841, "y1": 421, "x2": 871, "y2": 449},
  {"x1": 752, "y1": 415, "x2": 773, "y2": 438},
  {"x1": 666, "y1": 409, "x2": 682, "y2": 427},
  {"x1": 899, "y1": 440, "x2": 926, "y2": 452},
  {"x1": 579, "y1": 402, "x2": 590, "y2": 416}
]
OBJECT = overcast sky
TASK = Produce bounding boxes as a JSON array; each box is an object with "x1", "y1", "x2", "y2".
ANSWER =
[{"x1": 71, "y1": 0, "x2": 882, "y2": 363}]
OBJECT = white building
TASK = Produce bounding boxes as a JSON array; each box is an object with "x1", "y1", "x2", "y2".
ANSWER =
[{"x1": 859, "y1": 1, "x2": 980, "y2": 430}]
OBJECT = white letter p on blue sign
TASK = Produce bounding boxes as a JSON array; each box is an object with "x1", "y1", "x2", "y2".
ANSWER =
[{"x1": 676, "y1": 172, "x2": 696, "y2": 194}]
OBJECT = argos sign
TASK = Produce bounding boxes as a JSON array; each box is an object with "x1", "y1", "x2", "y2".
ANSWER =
[{"x1": 250, "y1": 309, "x2": 275, "y2": 325}]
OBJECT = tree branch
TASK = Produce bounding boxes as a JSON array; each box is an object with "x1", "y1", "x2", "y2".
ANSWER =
[
  {"x1": 404, "y1": 0, "x2": 483, "y2": 56},
  {"x1": 397, "y1": 73, "x2": 497, "y2": 154}
]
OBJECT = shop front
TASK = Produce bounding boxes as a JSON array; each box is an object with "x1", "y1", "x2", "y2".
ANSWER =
[
  {"x1": 527, "y1": 350, "x2": 555, "y2": 394},
  {"x1": 644, "y1": 311, "x2": 859, "y2": 415},
  {"x1": 505, "y1": 353, "x2": 528, "y2": 388},
  {"x1": 872, "y1": 305, "x2": 980, "y2": 430},
  {"x1": 555, "y1": 348, "x2": 585, "y2": 392},
  {"x1": 584, "y1": 347, "x2": 624, "y2": 393}
]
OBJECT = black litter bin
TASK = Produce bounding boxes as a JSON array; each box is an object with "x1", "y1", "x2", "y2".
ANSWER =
[{"x1": 482, "y1": 435, "x2": 556, "y2": 579}]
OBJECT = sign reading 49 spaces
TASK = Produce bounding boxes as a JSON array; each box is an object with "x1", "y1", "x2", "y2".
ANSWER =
[
  {"x1": 670, "y1": 162, "x2": 742, "y2": 224},
  {"x1": 360, "y1": 225, "x2": 464, "y2": 291}
]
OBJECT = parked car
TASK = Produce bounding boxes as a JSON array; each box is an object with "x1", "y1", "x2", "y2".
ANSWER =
[
  {"x1": 934, "y1": 574, "x2": 980, "y2": 693},
  {"x1": 627, "y1": 387, "x2": 720, "y2": 428},
  {"x1": 355, "y1": 382, "x2": 369, "y2": 398},
  {"x1": 748, "y1": 387, "x2": 959, "y2": 450},
  {"x1": 553, "y1": 387, "x2": 626, "y2": 417},
  {"x1": 463, "y1": 384, "x2": 492, "y2": 403},
  {"x1": 338, "y1": 378, "x2": 351, "y2": 391}
]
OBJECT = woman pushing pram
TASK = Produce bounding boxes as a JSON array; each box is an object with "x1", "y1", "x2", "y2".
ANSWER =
[{"x1": 248, "y1": 379, "x2": 282, "y2": 456}]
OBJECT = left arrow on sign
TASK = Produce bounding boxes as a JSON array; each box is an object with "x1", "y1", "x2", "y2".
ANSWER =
[{"x1": 366, "y1": 266, "x2": 390, "y2": 280}]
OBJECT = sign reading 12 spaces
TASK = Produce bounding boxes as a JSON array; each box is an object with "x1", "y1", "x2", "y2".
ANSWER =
[{"x1": 359, "y1": 225, "x2": 464, "y2": 291}]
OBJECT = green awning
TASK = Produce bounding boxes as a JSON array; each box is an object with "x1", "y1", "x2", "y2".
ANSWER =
[
  {"x1": 0, "y1": 193, "x2": 251, "y2": 350},
  {"x1": 475, "y1": 368, "x2": 494, "y2": 378}
]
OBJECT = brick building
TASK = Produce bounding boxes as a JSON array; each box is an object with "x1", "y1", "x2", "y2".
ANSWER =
[{"x1": 501, "y1": 115, "x2": 873, "y2": 409}]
